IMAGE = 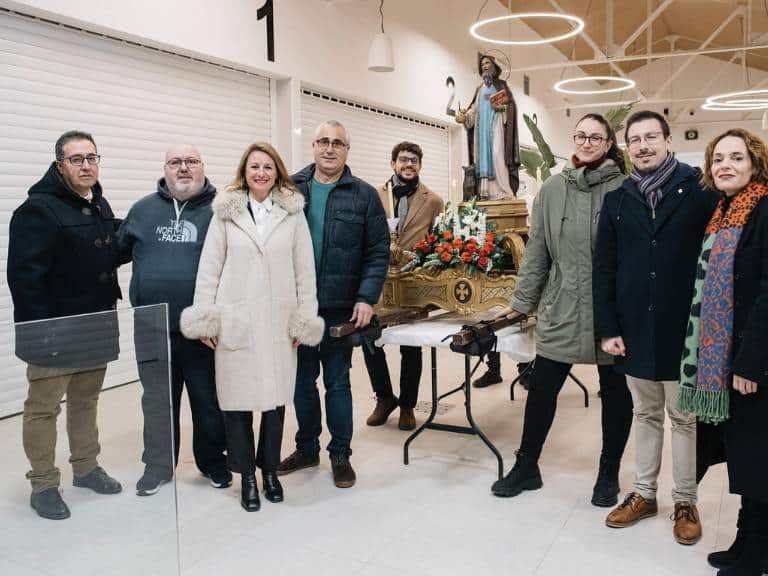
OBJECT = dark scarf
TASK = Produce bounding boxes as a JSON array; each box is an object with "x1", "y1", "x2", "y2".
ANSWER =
[
  {"x1": 630, "y1": 153, "x2": 678, "y2": 209},
  {"x1": 678, "y1": 182, "x2": 768, "y2": 423},
  {"x1": 571, "y1": 154, "x2": 606, "y2": 171},
  {"x1": 392, "y1": 174, "x2": 419, "y2": 200}
]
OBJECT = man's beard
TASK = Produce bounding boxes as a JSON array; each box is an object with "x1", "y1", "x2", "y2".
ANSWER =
[
  {"x1": 482, "y1": 71, "x2": 494, "y2": 86},
  {"x1": 170, "y1": 180, "x2": 203, "y2": 201}
]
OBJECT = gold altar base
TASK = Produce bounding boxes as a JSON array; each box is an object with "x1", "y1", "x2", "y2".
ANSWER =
[
  {"x1": 378, "y1": 268, "x2": 517, "y2": 316},
  {"x1": 473, "y1": 198, "x2": 529, "y2": 236}
]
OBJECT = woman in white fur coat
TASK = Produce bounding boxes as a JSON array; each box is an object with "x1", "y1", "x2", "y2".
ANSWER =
[{"x1": 181, "y1": 142, "x2": 323, "y2": 512}]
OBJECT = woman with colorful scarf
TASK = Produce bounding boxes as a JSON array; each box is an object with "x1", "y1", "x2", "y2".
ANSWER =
[{"x1": 679, "y1": 128, "x2": 768, "y2": 576}]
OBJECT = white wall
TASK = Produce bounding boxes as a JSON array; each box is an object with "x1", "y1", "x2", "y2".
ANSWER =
[{"x1": 0, "y1": 0, "x2": 577, "y2": 196}]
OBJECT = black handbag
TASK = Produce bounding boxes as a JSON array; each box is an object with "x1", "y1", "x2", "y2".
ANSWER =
[
  {"x1": 337, "y1": 316, "x2": 383, "y2": 353},
  {"x1": 448, "y1": 323, "x2": 498, "y2": 358}
]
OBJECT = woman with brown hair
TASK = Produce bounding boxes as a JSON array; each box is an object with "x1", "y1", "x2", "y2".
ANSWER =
[
  {"x1": 492, "y1": 113, "x2": 634, "y2": 507},
  {"x1": 679, "y1": 128, "x2": 768, "y2": 575},
  {"x1": 181, "y1": 142, "x2": 323, "y2": 512}
]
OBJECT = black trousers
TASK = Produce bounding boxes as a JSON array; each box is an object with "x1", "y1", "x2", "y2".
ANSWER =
[
  {"x1": 134, "y1": 307, "x2": 228, "y2": 476},
  {"x1": 362, "y1": 344, "x2": 422, "y2": 409},
  {"x1": 485, "y1": 351, "x2": 530, "y2": 379},
  {"x1": 223, "y1": 407, "x2": 285, "y2": 475},
  {"x1": 519, "y1": 355, "x2": 633, "y2": 463}
]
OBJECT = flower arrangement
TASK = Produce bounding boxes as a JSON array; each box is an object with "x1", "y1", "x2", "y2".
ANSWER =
[{"x1": 401, "y1": 198, "x2": 511, "y2": 275}]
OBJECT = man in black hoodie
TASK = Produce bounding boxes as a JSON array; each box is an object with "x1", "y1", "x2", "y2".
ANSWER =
[
  {"x1": 8, "y1": 130, "x2": 123, "y2": 520},
  {"x1": 118, "y1": 145, "x2": 229, "y2": 496}
]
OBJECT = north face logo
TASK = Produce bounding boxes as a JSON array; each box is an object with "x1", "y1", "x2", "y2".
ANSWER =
[{"x1": 155, "y1": 220, "x2": 198, "y2": 243}]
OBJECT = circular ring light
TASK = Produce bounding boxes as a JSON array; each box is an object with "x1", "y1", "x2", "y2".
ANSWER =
[
  {"x1": 702, "y1": 89, "x2": 768, "y2": 111},
  {"x1": 470, "y1": 12, "x2": 584, "y2": 46},
  {"x1": 554, "y1": 76, "x2": 636, "y2": 95}
]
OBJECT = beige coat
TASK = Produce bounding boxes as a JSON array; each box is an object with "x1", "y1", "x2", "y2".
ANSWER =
[
  {"x1": 180, "y1": 186, "x2": 324, "y2": 411},
  {"x1": 378, "y1": 180, "x2": 444, "y2": 252}
]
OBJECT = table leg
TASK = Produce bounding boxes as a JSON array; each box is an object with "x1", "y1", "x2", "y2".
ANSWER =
[
  {"x1": 463, "y1": 354, "x2": 504, "y2": 481},
  {"x1": 404, "y1": 346, "x2": 438, "y2": 465}
]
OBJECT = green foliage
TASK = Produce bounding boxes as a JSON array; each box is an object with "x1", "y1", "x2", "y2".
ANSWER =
[
  {"x1": 604, "y1": 101, "x2": 638, "y2": 134},
  {"x1": 523, "y1": 114, "x2": 556, "y2": 169}
]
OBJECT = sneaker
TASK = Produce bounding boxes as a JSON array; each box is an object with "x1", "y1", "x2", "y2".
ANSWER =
[
  {"x1": 491, "y1": 451, "x2": 543, "y2": 497},
  {"x1": 136, "y1": 466, "x2": 173, "y2": 496},
  {"x1": 472, "y1": 370, "x2": 502, "y2": 388},
  {"x1": 30, "y1": 487, "x2": 70, "y2": 520},
  {"x1": 398, "y1": 408, "x2": 416, "y2": 431},
  {"x1": 73, "y1": 466, "x2": 122, "y2": 495},
  {"x1": 276, "y1": 450, "x2": 320, "y2": 476},
  {"x1": 330, "y1": 454, "x2": 356, "y2": 488},
  {"x1": 605, "y1": 492, "x2": 658, "y2": 528},
  {"x1": 366, "y1": 396, "x2": 398, "y2": 426},
  {"x1": 203, "y1": 469, "x2": 232, "y2": 489},
  {"x1": 672, "y1": 502, "x2": 702, "y2": 545}
]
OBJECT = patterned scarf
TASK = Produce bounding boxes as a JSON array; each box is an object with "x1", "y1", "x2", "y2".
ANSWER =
[
  {"x1": 678, "y1": 182, "x2": 768, "y2": 423},
  {"x1": 630, "y1": 153, "x2": 678, "y2": 209}
]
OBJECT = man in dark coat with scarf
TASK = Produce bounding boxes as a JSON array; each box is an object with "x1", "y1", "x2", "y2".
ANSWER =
[
  {"x1": 7, "y1": 130, "x2": 124, "y2": 520},
  {"x1": 593, "y1": 111, "x2": 719, "y2": 545},
  {"x1": 456, "y1": 53, "x2": 520, "y2": 199}
]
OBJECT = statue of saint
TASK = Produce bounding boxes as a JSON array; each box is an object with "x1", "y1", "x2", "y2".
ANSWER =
[{"x1": 456, "y1": 53, "x2": 520, "y2": 200}]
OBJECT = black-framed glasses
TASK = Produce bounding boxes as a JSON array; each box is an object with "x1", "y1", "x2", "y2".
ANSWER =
[
  {"x1": 573, "y1": 133, "x2": 606, "y2": 146},
  {"x1": 396, "y1": 156, "x2": 420, "y2": 165},
  {"x1": 627, "y1": 132, "x2": 664, "y2": 148},
  {"x1": 166, "y1": 157, "x2": 202, "y2": 169},
  {"x1": 61, "y1": 154, "x2": 101, "y2": 166},
  {"x1": 314, "y1": 138, "x2": 348, "y2": 150}
]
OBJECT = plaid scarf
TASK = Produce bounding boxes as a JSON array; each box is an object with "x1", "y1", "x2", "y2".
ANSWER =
[
  {"x1": 678, "y1": 182, "x2": 768, "y2": 423},
  {"x1": 630, "y1": 153, "x2": 678, "y2": 209}
]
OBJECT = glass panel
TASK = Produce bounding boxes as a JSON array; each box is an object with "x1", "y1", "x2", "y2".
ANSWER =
[{"x1": 0, "y1": 304, "x2": 178, "y2": 576}]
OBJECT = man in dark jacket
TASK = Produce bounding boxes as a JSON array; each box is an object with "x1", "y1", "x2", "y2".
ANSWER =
[
  {"x1": 7, "y1": 130, "x2": 123, "y2": 520},
  {"x1": 277, "y1": 120, "x2": 389, "y2": 488},
  {"x1": 593, "y1": 111, "x2": 719, "y2": 544},
  {"x1": 118, "y1": 145, "x2": 229, "y2": 496}
]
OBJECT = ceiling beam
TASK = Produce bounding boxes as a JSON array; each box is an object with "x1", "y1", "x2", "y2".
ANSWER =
[
  {"x1": 651, "y1": 7, "x2": 743, "y2": 100},
  {"x1": 507, "y1": 41, "x2": 768, "y2": 73},
  {"x1": 618, "y1": 0, "x2": 675, "y2": 55},
  {"x1": 546, "y1": 0, "x2": 646, "y2": 100},
  {"x1": 672, "y1": 53, "x2": 740, "y2": 121}
]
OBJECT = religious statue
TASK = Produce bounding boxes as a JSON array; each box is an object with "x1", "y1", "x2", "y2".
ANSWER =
[{"x1": 455, "y1": 53, "x2": 520, "y2": 200}]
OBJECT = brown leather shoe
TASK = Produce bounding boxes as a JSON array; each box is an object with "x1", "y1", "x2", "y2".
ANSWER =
[
  {"x1": 672, "y1": 502, "x2": 702, "y2": 545},
  {"x1": 276, "y1": 450, "x2": 319, "y2": 476},
  {"x1": 605, "y1": 492, "x2": 658, "y2": 528},
  {"x1": 330, "y1": 454, "x2": 356, "y2": 488},
  {"x1": 398, "y1": 408, "x2": 416, "y2": 430},
  {"x1": 366, "y1": 396, "x2": 398, "y2": 426}
]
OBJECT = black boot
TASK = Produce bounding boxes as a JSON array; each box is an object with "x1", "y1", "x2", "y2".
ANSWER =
[
  {"x1": 716, "y1": 535, "x2": 768, "y2": 576},
  {"x1": 709, "y1": 503, "x2": 749, "y2": 570},
  {"x1": 240, "y1": 473, "x2": 260, "y2": 512},
  {"x1": 262, "y1": 471, "x2": 284, "y2": 503},
  {"x1": 591, "y1": 455, "x2": 620, "y2": 507},
  {"x1": 491, "y1": 451, "x2": 542, "y2": 498}
]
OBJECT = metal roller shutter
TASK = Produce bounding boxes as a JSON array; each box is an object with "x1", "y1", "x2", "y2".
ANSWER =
[
  {"x1": 0, "y1": 10, "x2": 271, "y2": 417},
  {"x1": 301, "y1": 90, "x2": 450, "y2": 198}
]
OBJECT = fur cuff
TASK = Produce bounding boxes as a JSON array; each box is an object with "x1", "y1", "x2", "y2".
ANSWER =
[
  {"x1": 180, "y1": 304, "x2": 220, "y2": 339},
  {"x1": 288, "y1": 311, "x2": 325, "y2": 346}
]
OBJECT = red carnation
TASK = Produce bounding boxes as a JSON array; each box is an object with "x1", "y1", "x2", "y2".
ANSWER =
[
  {"x1": 478, "y1": 255, "x2": 489, "y2": 268},
  {"x1": 460, "y1": 251, "x2": 473, "y2": 263},
  {"x1": 443, "y1": 230, "x2": 453, "y2": 241},
  {"x1": 441, "y1": 251, "x2": 452, "y2": 263},
  {"x1": 427, "y1": 234, "x2": 437, "y2": 244},
  {"x1": 485, "y1": 232, "x2": 496, "y2": 244},
  {"x1": 453, "y1": 238, "x2": 464, "y2": 250}
]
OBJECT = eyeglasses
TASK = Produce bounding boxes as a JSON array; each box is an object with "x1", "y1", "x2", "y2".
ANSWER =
[
  {"x1": 166, "y1": 157, "x2": 202, "y2": 169},
  {"x1": 573, "y1": 133, "x2": 606, "y2": 146},
  {"x1": 61, "y1": 154, "x2": 101, "y2": 166},
  {"x1": 314, "y1": 138, "x2": 348, "y2": 150},
  {"x1": 396, "y1": 156, "x2": 420, "y2": 165},
  {"x1": 627, "y1": 132, "x2": 664, "y2": 148}
]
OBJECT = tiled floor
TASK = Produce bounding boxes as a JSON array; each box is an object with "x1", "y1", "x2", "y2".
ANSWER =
[{"x1": 0, "y1": 348, "x2": 733, "y2": 575}]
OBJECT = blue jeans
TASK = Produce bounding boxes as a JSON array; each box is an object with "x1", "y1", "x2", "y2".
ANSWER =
[{"x1": 294, "y1": 310, "x2": 354, "y2": 458}]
